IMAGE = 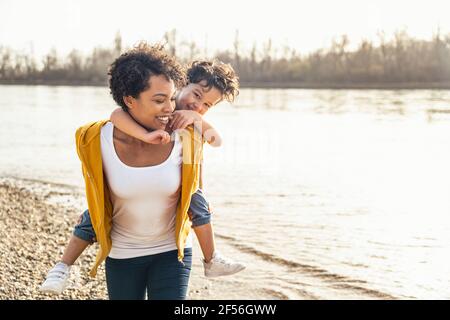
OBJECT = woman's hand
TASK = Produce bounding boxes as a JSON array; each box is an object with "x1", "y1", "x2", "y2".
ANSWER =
[
  {"x1": 143, "y1": 129, "x2": 171, "y2": 144},
  {"x1": 169, "y1": 110, "x2": 201, "y2": 130}
]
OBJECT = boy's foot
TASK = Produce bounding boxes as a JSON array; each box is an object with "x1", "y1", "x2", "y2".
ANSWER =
[
  {"x1": 203, "y1": 252, "x2": 246, "y2": 278},
  {"x1": 39, "y1": 262, "x2": 71, "y2": 294}
]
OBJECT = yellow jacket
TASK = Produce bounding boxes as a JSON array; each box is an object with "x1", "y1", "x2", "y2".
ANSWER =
[{"x1": 75, "y1": 120, "x2": 203, "y2": 277}]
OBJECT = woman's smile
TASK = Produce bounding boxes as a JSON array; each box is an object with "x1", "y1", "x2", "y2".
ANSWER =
[{"x1": 155, "y1": 115, "x2": 171, "y2": 126}]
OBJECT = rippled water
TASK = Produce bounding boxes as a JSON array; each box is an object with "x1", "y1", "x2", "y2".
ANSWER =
[{"x1": 1, "y1": 85, "x2": 449, "y2": 299}]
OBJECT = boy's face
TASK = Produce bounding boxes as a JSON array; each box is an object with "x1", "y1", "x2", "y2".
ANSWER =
[{"x1": 176, "y1": 80, "x2": 223, "y2": 115}]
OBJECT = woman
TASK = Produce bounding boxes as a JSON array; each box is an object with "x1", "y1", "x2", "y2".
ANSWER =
[{"x1": 75, "y1": 42, "x2": 203, "y2": 299}]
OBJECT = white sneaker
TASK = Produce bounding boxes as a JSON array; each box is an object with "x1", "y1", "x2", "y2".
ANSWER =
[
  {"x1": 39, "y1": 262, "x2": 71, "y2": 294},
  {"x1": 203, "y1": 252, "x2": 246, "y2": 278}
]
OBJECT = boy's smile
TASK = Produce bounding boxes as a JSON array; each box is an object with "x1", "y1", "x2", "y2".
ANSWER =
[{"x1": 176, "y1": 80, "x2": 223, "y2": 115}]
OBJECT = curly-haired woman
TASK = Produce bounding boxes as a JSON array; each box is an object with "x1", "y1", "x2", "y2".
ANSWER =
[{"x1": 48, "y1": 43, "x2": 198, "y2": 299}]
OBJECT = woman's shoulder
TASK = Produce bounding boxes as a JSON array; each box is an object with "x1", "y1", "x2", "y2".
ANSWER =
[{"x1": 76, "y1": 120, "x2": 110, "y2": 147}]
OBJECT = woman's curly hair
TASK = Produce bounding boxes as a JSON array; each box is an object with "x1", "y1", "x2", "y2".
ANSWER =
[
  {"x1": 108, "y1": 42, "x2": 186, "y2": 111},
  {"x1": 187, "y1": 60, "x2": 240, "y2": 103}
]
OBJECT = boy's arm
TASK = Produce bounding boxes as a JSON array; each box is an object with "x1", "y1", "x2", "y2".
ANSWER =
[
  {"x1": 110, "y1": 108, "x2": 170, "y2": 144},
  {"x1": 110, "y1": 108, "x2": 149, "y2": 141},
  {"x1": 170, "y1": 110, "x2": 222, "y2": 147},
  {"x1": 200, "y1": 118, "x2": 222, "y2": 147}
]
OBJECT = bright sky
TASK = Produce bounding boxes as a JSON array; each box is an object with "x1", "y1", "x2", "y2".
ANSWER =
[{"x1": 1, "y1": 0, "x2": 449, "y2": 58}]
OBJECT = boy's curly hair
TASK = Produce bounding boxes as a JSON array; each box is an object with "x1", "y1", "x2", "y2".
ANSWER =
[
  {"x1": 108, "y1": 42, "x2": 186, "y2": 111},
  {"x1": 187, "y1": 60, "x2": 239, "y2": 103}
]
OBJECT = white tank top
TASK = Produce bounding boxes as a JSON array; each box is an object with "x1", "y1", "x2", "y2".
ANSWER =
[{"x1": 100, "y1": 122, "x2": 192, "y2": 259}]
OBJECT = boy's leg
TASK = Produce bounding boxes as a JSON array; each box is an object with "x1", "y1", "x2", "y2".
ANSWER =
[
  {"x1": 61, "y1": 209, "x2": 96, "y2": 265},
  {"x1": 189, "y1": 190, "x2": 245, "y2": 277},
  {"x1": 192, "y1": 223, "x2": 216, "y2": 263},
  {"x1": 61, "y1": 235, "x2": 91, "y2": 266},
  {"x1": 189, "y1": 189, "x2": 215, "y2": 262},
  {"x1": 40, "y1": 209, "x2": 95, "y2": 294}
]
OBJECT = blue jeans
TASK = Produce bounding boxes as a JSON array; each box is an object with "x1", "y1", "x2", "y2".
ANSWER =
[
  {"x1": 105, "y1": 248, "x2": 192, "y2": 300},
  {"x1": 73, "y1": 189, "x2": 212, "y2": 242}
]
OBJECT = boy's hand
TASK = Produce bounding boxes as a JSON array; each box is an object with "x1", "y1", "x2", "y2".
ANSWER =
[
  {"x1": 169, "y1": 110, "x2": 201, "y2": 130},
  {"x1": 143, "y1": 130, "x2": 171, "y2": 144}
]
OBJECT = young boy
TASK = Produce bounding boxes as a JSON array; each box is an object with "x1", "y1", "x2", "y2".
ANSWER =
[{"x1": 39, "y1": 60, "x2": 245, "y2": 294}]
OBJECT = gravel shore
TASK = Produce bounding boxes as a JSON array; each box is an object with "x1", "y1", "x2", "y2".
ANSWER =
[
  {"x1": 0, "y1": 177, "x2": 107, "y2": 299},
  {"x1": 0, "y1": 177, "x2": 278, "y2": 300}
]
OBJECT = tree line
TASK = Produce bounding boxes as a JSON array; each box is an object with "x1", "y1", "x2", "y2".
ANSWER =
[{"x1": 1, "y1": 30, "x2": 449, "y2": 88}]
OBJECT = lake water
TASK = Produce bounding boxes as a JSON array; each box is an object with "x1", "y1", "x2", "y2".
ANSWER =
[{"x1": 1, "y1": 85, "x2": 450, "y2": 299}]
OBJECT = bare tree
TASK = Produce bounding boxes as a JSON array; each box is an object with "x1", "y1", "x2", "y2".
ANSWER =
[
  {"x1": 114, "y1": 31, "x2": 122, "y2": 56},
  {"x1": 0, "y1": 46, "x2": 12, "y2": 79},
  {"x1": 233, "y1": 29, "x2": 241, "y2": 72},
  {"x1": 163, "y1": 29, "x2": 177, "y2": 57}
]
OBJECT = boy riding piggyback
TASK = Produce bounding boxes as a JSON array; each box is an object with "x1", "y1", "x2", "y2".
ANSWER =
[{"x1": 40, "y1": 59, "x2": 245, "y2": 294}]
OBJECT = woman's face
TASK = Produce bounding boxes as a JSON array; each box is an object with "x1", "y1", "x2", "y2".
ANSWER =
[
  {"x1": 124, "y1": 74, "x2": 177, "y2": 131},
  {"x1": 176, "y1": 80, "x2": 223, "y2": 115}
]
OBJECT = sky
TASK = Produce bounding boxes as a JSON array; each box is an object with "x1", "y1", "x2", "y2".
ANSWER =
[{"x1": 0, "y1": 0, "x2": 449, "y2": 59}]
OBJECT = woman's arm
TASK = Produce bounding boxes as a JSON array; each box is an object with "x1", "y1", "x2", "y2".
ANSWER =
[
  {"x1": 110, "y1": 108, "x2": 170, "y2": 144},
  {"x1": 170, "y1": 110, "x2": 222, "y2": 147}
]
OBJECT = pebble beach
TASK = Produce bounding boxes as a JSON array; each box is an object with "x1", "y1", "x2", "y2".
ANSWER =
[{"x1": 0, "y1": 177, "x2": 280, "y2": 300}]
